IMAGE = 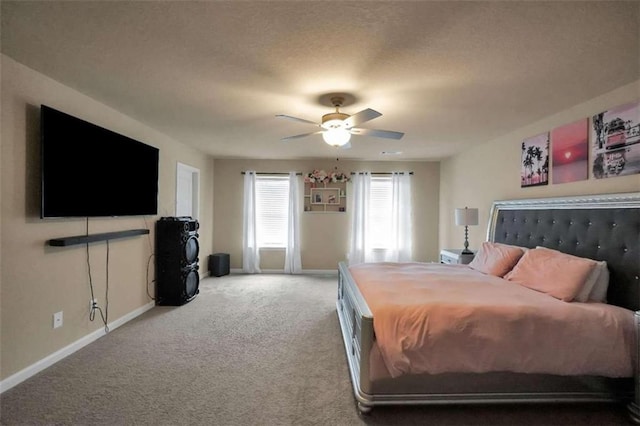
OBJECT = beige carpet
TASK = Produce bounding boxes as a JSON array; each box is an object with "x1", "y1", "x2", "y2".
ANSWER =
[{"x1": 0, "y1": 273, "x2": 631, "y2": 425}]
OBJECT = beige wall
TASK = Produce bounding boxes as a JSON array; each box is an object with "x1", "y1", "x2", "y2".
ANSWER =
[
  {"x1": 440, "y1": 80, "x2": 640, "y2": 252},
  {"x1": 213, "y1": 159, "x2": 440, "y2": 270},
  {"x1": 0, "y1": 55, "x2": 215, "y2": 381}
]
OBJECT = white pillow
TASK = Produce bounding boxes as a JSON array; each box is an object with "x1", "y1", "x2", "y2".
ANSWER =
[{"x1": 589, "y1": 262, "x2": 609, "y2": 302}]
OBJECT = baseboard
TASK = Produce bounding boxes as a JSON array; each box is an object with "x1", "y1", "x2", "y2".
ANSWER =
[
  {"x1": 229, "y1": 268, "x2": 338, "y2": 275},
  {"x1": 300, "y1": 269, "x2": 339, "y2": 275},
  {"x1": 0, "y1": 301, "x2": 155, "y2": 394}
]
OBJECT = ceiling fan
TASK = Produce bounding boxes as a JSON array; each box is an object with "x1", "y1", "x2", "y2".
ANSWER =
[{"x1": 276, "y1": 95, "x2": 404, "y2": 149}]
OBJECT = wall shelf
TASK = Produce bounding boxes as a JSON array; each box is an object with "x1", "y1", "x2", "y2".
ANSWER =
[
  {"x1": 48, "y1": 229, "x2": 150, "y2": 247},
  {"x1": 304, "y1": 182, "x2": 347, "y2": 213}
]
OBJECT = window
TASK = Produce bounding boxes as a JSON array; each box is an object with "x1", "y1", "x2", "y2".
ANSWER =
[
  {"x1": 348, "y1": 171, "x2": 412, "y2": 265},
  {"x1": 255, "y1": 176, "x2": 289, "y2": 247},
  {"x1": 369, "y1": 177, "x2": 393, "y2": 249}
]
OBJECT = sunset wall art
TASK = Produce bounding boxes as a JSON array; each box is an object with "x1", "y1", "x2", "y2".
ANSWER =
[{"x1": 551, "y1": 119, "x2": 588, "y2": 184}]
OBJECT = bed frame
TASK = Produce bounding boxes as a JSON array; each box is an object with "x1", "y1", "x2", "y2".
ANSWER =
[{"x1": 336, "y1": 192, "x2": 640, "y2": 421}]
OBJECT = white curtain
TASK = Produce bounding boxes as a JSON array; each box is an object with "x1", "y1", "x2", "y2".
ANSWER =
[
  {"x1": 388, "y1": 172, "x2": 412, "y2": 262},
  {"x1": 348, "y1": 171, "x2": 412, "y2": 265},
  {"x1": 348, "y1": 172, "x2": 371, "y2": 265},
  {"x1": 242, "y1": 171, "x2": 261, "y2": 273},
  {"x1": 284, "y1": 172, "x2": 302, "y2": 274}
]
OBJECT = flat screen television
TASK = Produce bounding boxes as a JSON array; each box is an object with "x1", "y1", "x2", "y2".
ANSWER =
[{"x1": 41, "y1": 105, "x2": 159, "y2": 218}]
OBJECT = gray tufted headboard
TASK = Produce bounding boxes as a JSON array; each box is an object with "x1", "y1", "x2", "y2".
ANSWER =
[{"x1": 487, "y1": 193, "x2": 640, "y2": 311}]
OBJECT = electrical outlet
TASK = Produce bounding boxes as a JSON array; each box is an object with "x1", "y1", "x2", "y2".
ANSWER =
[{"x1": 53, "y1": 311, "x2": 63, "y2": 329}]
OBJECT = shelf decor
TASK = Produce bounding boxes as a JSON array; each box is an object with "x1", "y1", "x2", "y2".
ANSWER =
[
  {"x1": 310, "y1": 188, "x2": 341, "y2": 205},
  {"x1": 303, "y1": 169, "x2": 349, "y2": 213},
  {"x1": 304, "y1": 169, "x2": 350, "y2": 185}
]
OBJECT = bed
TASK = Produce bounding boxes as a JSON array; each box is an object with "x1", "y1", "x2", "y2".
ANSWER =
[{"x1": 336, "y1": 192, "x2": 640, "y2": 421}]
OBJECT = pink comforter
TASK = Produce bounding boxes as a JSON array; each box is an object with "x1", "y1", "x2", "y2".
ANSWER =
[{"x1": 350, "y1": 262, "x2": 636, "y2": 379}]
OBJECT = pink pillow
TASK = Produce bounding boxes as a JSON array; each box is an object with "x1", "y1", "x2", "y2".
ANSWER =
[
  {"x1": 533, "y1": 246, "x2": 609, "y2": 303},
  {"x1": 503, "y1": 247, "x2": 597, "y2": 302},
  {"x1": 468, "y1": 242, "x2": 526, "y2": 277}
]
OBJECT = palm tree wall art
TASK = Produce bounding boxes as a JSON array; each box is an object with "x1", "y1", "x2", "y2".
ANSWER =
[{"x1": 521, "y1": 132, "x2": 550, "y2": 187}]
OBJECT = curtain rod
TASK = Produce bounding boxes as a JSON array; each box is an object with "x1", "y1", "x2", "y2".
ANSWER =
[
  {"x1": 241, "y1": 172, "x2": 302, "y2": 175},
  {"x1": 350, "y1": 172, "x2": 414, "y2": 175},
  {"x1": 240, "y1": 171, "x2": 412, "y2": 176}
]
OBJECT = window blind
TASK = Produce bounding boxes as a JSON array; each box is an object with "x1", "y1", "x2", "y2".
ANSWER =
[
  {"x1": 255, "y1": 176, "x2": 289, "y2": 247},
  {"x1": 369, "y1": 177, "x2": 392, "y2": 248}
]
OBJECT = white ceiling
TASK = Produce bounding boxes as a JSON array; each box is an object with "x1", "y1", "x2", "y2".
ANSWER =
[{"x1": 2, "y1": 1, "x2": 639, "y2": 161}]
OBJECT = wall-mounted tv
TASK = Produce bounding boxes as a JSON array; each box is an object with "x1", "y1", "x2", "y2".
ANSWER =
[{"x1": 41, "y1": 105, "x2": 159, "y2": 218}]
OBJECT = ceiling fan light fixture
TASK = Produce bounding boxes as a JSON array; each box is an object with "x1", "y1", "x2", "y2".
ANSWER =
[
  {"x1": 322, "y1": 118, "x2": 345, "y2": 129},
  {"x1": 323, "y1": 128, "x2": 351, "y2": 147},
  {"x1": 321, "y1": 114, "x2": 349, "y2": 128},
  {"x1": 277, "y1": 92, "x2": 403, "y2": 148}
]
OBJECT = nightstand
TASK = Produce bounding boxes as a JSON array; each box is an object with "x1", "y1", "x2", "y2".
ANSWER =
[{"x1": 440, "y1": 249, "x2": 475, "y2": 265}]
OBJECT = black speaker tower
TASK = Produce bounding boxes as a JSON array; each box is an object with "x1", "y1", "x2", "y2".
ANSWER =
[{"x1": 155, "y1": 217, "x2": 200, "y2": 305}]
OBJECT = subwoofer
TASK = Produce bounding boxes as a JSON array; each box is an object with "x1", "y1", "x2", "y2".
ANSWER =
[{"x1": 155, "y1": 216, "x2": 200, "y2": 305}]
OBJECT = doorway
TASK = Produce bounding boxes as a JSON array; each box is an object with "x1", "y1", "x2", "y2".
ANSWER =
[{"x1": 176, "y1": 162, "x2": 200, "y2": 219}]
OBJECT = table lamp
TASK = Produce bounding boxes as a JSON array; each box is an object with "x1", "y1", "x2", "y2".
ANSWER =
[{"x1": 455, "y1": 207, "x2": 479, "y2": 254}]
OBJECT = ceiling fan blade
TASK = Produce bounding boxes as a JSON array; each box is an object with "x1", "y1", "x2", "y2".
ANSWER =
[
  {"x1": 276, "y1": 114, "x2": 321, "y2": 126},
  {"x1": 342, "y1": 108, "x2": 382, "y2": 128},
  {"x1": 350, "y1": 128, "x2": 404, "y2": 140},
  {"x1": 339, "y1": 141, "x2": 352, "y2": 150},
  {"x1": 281, "y1": 131, "x2": 323, "y2": 141}
]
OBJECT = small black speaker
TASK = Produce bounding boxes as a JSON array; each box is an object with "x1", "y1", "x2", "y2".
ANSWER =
[
  {"x1": 209, "y1": 253, "x2": 230, "y2": 277},
  {"x1": 156, "y1": 217, "x2": 200, "y2": 305}
]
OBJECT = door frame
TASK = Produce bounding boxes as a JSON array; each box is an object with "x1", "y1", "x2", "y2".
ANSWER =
[{"x1": 176, "y1": 162, "x2": 200, "y2": 220}]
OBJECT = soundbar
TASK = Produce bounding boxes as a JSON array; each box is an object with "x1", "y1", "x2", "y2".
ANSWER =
[{"x1": 48, "y1": 229, "x2": 150, "y2": 247}]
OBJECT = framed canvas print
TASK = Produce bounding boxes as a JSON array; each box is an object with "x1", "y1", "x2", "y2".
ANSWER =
[
  {"x1": 521, "y1": 132, "x2": 549, "y2": 187},
  {"x1": 591, "y1": 101, "x2": 640, "y2": 179},
  {"x1": 311, "y1": 189, "x2": 323, "y2": 204},
  {"x1": 551, "y1": 119, "x2": 588, "y2": 184}
]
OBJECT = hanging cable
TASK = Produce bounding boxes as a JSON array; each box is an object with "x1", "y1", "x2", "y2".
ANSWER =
[
  {"x1": 86, "y1": 218, "x2": 109, "y2": 333},
  {"x1": 143, "y1": 215, "x2": 156, "y2": 301},
  {"x1": 146, "y1": 252, "x2": 156, "y2": 300}
]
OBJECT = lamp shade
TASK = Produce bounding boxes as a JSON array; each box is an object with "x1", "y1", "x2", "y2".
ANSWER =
[{"x1": 455, "y1": 207, "x2": 479, "y2": 226}]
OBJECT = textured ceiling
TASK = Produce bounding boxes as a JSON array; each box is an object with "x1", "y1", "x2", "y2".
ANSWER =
[{"x1": 2, "y1": 1, "x2": 639, "y2": 161}]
